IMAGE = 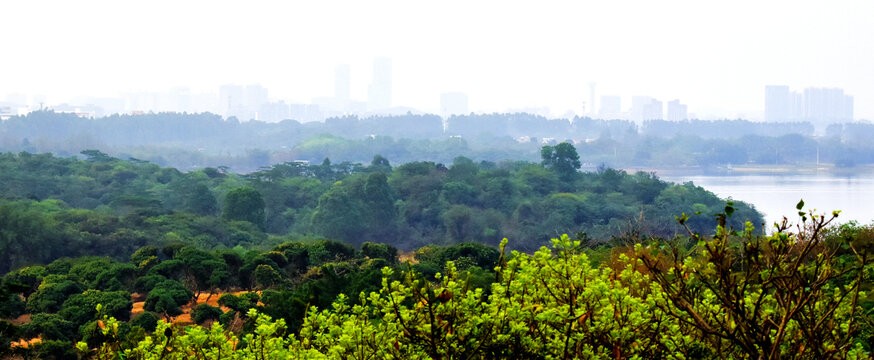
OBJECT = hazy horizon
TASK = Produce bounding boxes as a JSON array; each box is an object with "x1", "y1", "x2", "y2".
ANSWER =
[{"x1": 1, "y1": 0, "x2": 872, "y2": 120}]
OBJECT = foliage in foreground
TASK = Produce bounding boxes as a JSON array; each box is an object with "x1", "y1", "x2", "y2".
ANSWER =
[{"x1": 80, "y1": 213, "x2": 873, "y2": 359}]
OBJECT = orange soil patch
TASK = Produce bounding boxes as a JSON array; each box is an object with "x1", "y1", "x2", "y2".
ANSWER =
[
  {"x1": 173, "y1": 313, "x2": 192, "y2": 324},
  {"x1": 398, "y1": 251, "x2": 418, "y2": 264},
  {"x1": 10, "y1": 336, "x2": 41, "y2": 349},
  {"x1": 130, "y1": 290, "x2": 262, "y2": 325},
  {"x1": 7, "y1": 313, "x2": 31, "y2": 326},
  {"x1": 131, "y1": 301, "x2": 145, "y2": 317}
]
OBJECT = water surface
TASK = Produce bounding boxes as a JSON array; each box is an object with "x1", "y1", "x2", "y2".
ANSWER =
[{"x1": 658, "y1": 173, "x2": 874, "y2": 228}]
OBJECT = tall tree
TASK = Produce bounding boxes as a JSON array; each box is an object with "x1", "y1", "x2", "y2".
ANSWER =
[
  {"x1": 222, "y1": 187, "x2": 266, "y2": 230},
  {"x1": 363, "y1": 172, "x2": 396, "y2": 228},
  {"x1": 541, "y1": 142, "x2": 581, "y2": 181}
]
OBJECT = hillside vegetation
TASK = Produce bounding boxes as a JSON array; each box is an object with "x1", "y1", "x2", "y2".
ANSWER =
[
  {"x1": 13, "y1": 147, "x2": 862, "y2": 359},
  {"x1": 0, "y1": 148, "x2": 761, "y2": 273}
]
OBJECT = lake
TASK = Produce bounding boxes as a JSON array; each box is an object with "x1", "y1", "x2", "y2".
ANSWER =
[{"x1": 658, "y1": 172, "x2": 874, "y2": 228}]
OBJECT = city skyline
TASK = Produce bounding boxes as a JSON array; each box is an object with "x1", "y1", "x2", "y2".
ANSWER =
[
  {"x1": 1, "y1": 1, "x2": 871, "y2": 120},
  {"x1": 0, "y1": 78, "x2": 860, "y2": 124},
  {"x1": 765, "y1": 85, "x2": 854, "y2": 126}
]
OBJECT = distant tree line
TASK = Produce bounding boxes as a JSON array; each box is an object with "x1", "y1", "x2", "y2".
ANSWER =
[{"x1": 3, "y1": 111, "x2": 873, "y2": 171}]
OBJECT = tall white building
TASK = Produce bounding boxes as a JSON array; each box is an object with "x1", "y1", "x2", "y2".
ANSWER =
[
  {"x1": 803, "y1": 87, "x2": 853, "y2": 125},
  {"x1": 367, "y1": 57, "x2": 392, "y2": 111},
  {"x1": 335, "y1": 64, "x2": 351, "y2": 101},
  {"x1": 218, "y1": 84, "x2": 268, "y2": 120},
  {"x1": 245, "y1": 85, "x2": 268, "y2": 111},
  {"x1": 642, "y1": 99, "x2": 663, "y2": 121},
  {"x1": 631, "y1": 96, "x2": 652, "y2": 122},
  {"x1": 766, "y1": 86, "x2": 853, "y2": 125},
  {"x1": 666, "y1": 99, "x2": 688, "y2": 121},
  {"x1": 765, "y1": 85, "x2": 791, "y2": 122},
  {"x1": 588, "y1": 83, "x2": 596, "y2": 117},
  {"x1": 790, "y1": 91, "x2": 804, "y2": 120},
  {"x1": 632, "y1": 96, "x2": 663, "y2": 121},
  {"x1": 440, "y1": 92, "x2": 468, "y2": 119},
  {"x1": 598, "y1": 95, "x2": 621, "y2": 119}
]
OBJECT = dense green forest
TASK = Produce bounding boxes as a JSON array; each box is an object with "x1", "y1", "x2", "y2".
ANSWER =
[
  {"x1": 1, "y1": 208, "x2": 872, "y2": 359},
  {"x1": 0, "y1": 147, "x2": 761, "y2": 273},
  {"x1": 4, "y1": 147, "x2": 873, "y2": 359},
  {"x1": 2, "y1": 111, "x2": 874, "y2": 171}
]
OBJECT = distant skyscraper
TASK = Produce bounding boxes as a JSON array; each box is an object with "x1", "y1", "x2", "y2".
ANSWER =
[
  {"x1": 335, "y1": 64, "x2": 351, "y2": 101},
  {"x1": 598, "y1": 95, "x2": 621, "y2": 119},
  {"x1": 440, "y1": 92, "x2": 468, "y2": 119},
  {"x1": 169, "y1": 87, "x2": 191, "y2": 113},
  {"x1": 642, "y1": 99, "x2": 663, "y2": 121},
  {"x1": 588, "y1": 83, "x2": 596, "y2": 116},
  {"x1": 368, "y1": 57, "x2": 392, "y2": 110},
  {"x1": 766, "y1": 86, "x2": 852, "y2": 126},
  {"x1": 765, "y1": 85, "x2": 791, "y2": 122},
  {"x1": 245, "y1": 85, "x2": 268, "y2": 109},
  {"x1": 803, "y1": 87, "x2": 853, "y2": 126},
  {"x1": 219, "y1": 84, "x2": 244, "y2": 118},
  {"x1": 245, "y1": 84, "x2": 268, "y2": 121},
  {"x1": 631, "y1": 96, "x2": 652, "y2": 122},
  {"x1": 666, "y1": 99, "x2": 688, "y2": 121},
  {"x1": 632, "y1": 96, "x2": 663, "y2": 122},
  {"x1": 259, "y1": 101, "x2": 291, "y2": 122},
  {"x1": 790, "y1": 91, "x2": 804, "y2": 120},
  {"x1": 844, "y1": 95, "x2": 854, "y2": 121}
]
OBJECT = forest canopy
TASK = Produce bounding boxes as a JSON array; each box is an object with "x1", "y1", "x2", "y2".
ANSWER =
[{"x1": 0, "y1": 148, "x2": 762, "y2": 274}]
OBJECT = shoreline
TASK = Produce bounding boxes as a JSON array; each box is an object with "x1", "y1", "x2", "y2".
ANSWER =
[{"x1": 617, "y1": 164, "x2": 874, "y2": 178}]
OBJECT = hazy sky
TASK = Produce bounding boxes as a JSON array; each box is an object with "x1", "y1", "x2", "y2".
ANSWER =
[{"x1": 2, "y1": 0, "x2": 872, "y2": 119}]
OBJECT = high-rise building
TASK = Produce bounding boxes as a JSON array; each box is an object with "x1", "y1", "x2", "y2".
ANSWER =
[
  {"x1": 666, "y1": 99, "x2": 688, "y2": 121},
  {"x1": 259, "y1": 101, "x2": 290, "y2": 122},
  {"x1": 766, "y1": 86, "x2": 853, "y2": 125},
  {"x1": 631, "y1": 96, "x2": 653, "y2": 122},
  {"x1": 844, "y1": 95, "x2": 854, "y2": 121},
  {"x1": 335, "y1": 64, "x2": 351, "y2": 101},
  {"x1": 218, "y1": 84, "x2": 268, "y2": 120},
  {"x1": 167, "y1": 87, "x2": 191, "y2": 113},
  {"x1": 803, "y1": 87, "x2": 853, "y2": 126},
  {"x1": 790, "y1": 91, "x2": 804, "y2": 120},
  {"x1": 642, "y1": 99, "x2": 663, "y2": 121},
  {"x1": 765, "y1": 85, "x2": 791, "y2": 122},
  {"x1": 290, "y1": 103, "x2": 323, "y2": 122},
  {"x1": 440, "y1": 92, "x2": 468, "y2": 119},
  {"x1": 367, "y1": 57, "x2": 392, "y2": 111},
  {"x1": 598, "y1": 95, "x2": 621, "y2": 119},
  {"x1": 219, "y1": 84, "x2": 245, "y2": 118},
  {"x1": 588, "y1": 83, "x2": 596, "y2": 116},
  {"x1": 245, "y1": 85, "x2": 268, "y2": 111},
  {"x1": 632, "y1": 96, "x2": 663, "y2": 121}
]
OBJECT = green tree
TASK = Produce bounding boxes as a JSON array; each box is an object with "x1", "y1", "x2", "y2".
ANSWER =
[
  {"x1": 369, "y1": 154, "x2": 392, "y2": 173},
  {"x1": 253, "y1": 264, "x2": 281, "y2": 289},
  {"x1": 311, "y1": 184, "x2": 365, "y2": 245},
  {"x1": 143, "y1": 280, "x2": 193, "y2": 319},
  {"x1": 223, "y1": 187, "x2": 266, "y2": 230},
  {"x1": 186, "y1": 183, "x2": 218, "y2": 216},
  {"x1": 640, "y1": 208, "x2": 871, "y2": 358},
  {"x1": 541, "y1": 142, "x2": 581, "y2": 180},
  {"x1": 26, "y1": 279, "x2": 83, "y2": 314},
  {"x1": 190, "y1": 304, "x2": 223, "y2": 324},
  {"x1": 361, "y1": 242, "x2": 398, "y2": 263},
  {"x1": 364, "y1": 172, "x2": 396, "y2": 226},
  {"x1": 58, "y1": 290, "x2": 131, "y2": 329}
]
